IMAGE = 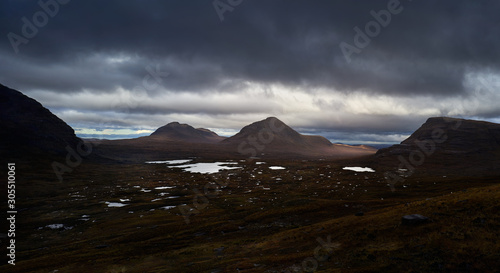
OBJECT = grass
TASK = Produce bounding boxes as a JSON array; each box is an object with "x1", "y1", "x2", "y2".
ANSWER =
[{"x1": 1, "y1": 156, "x2": 499, "y2": 272}]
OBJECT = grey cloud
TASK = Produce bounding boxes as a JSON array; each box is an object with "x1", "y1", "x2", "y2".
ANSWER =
[
  {"x1": 2, "y1": 0, "x2": 499, "y2": 96},
  {"x1": 1, "y1": 0, "x2": 500, "y2": 141}
]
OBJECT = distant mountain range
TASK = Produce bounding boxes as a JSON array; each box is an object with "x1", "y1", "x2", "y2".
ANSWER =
[
  {"x1": 101, "y1": 116, "x2": 376, "y2": 159},
  {"x1": 1, "y1": 83, "x2": 500, "y2": 164}
]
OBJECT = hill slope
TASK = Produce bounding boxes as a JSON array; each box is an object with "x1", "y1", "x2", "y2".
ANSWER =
[
  {"x1": 375, "y1": 117, "x2": 500, "y2": 174},
  {"x1": 377, "y1": 117, "x2": 500, "y2": 156},
  {"x1": 0, "y1": 83, "x2": 81, "y2": 157}
]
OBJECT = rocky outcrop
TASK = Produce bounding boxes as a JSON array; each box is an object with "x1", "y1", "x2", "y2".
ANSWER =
[{"x1": 401, "y1": 214, "x2": 429, "y2": 226}]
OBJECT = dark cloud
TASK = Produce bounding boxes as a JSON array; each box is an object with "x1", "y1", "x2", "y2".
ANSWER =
[
  {"x1": 2, "y1": 0, "x2": 499, "y2": 95},
  {"x1": 1, "y1": 0, "x2": 499, "y2": 142}
]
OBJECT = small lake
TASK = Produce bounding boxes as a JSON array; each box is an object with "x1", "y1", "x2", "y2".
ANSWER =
[
  {"x1": 146, "y1": 159, "x2": 192, "y2": 165},
  {"x1": 174, "y1": 162, "x2": 241, "y2": 174},
  {"x1": 342, "y1": 167, "x2": 375, "y2": 172}
]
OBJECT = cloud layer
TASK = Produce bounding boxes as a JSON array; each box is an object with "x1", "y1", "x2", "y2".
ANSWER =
[{"x1": 1, "y1": 0, "x2": 499, "y2": 142}]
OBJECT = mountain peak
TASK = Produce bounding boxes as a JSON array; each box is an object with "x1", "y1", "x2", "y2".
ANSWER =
[
  {"x1": 234, "y1": 117, "x2": 299, "y2": 139},
  {"x1": 425, "y1": 116, "x2": 463, "y2": 124},
  {"x1": 224, "y1": 117, "x2": 316, "y2": 147},
  {"x1": 165, "y1": 121, "x2": 189, "y2": 127},
  {"x1": 222, "y1": 117, "x2": 376, "y2": 158},
  {"x1": 150, "y1": 121, "x2": 223, "y2": 143},
  {"x1": 264, "y1": 116, "x2": 280, "y2": 122}
]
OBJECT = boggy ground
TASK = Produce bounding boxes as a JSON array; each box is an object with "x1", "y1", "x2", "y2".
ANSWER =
[{"x1": 2, "y1": 156, "x2": 499, "y2": 273}]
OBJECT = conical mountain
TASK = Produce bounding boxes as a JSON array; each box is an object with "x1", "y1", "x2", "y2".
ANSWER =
[
  {"x1": 150, "y1": 122, "x2": 224, "y2": 143},
  {"x1": 0, "y1": 83, "x2": 81, "y2": 157},
  {"x1": 223, "y1": 117, "x2": 375, "y2": 158},
  {"x1": 223, "y1": 117, "x2": 314, "y2": 146}
]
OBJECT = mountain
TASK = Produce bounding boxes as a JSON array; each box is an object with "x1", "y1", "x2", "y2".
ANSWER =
[
  {"x1": 96, "y1": 117, "x2": 376, "y2": 161},
  {"x1": 223, "y1": 117, "x2": 376, "y2": 158},
  {"x1": 223, "y1": 117, "x2": 320, "y2": 146},
  {"x1": 0, "y1": 83, "x2": 81, "y2": 157},
  {"x1": 375, "y1": 117, "x2": 500, "y2": 173},
  {"x1": 377, "y1": 117, "x2": 500, "y2": 156},
  {"x1": 149, "y1": 122, "x2": 225, "y2": 143}
]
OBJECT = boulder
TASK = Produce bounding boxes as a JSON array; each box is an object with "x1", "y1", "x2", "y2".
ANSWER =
[{"x1": 401, "y1": 214, "x2": 429, "y2": 226}]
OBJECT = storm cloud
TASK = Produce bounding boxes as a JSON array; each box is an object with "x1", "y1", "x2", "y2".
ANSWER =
[{"x1": 1, "y1": 0, "x2": 499, "y2": 142}]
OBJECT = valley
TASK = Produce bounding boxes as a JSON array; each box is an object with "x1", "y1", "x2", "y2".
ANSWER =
[
  {"x1": 1, "y1": 84, "x2": 499, "y2": 272},
  {"x1": 3, "y1": 154, "x2": 499, "y2": 272}
]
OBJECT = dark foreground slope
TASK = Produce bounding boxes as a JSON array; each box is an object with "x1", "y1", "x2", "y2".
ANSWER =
[{"x1": 0, "y1": 84, "x2": 81, "y2": 158}]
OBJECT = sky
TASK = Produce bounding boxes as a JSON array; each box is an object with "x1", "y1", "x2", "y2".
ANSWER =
[{"x1": 1, "y1": 0, "x2": 500, "y2": 144}]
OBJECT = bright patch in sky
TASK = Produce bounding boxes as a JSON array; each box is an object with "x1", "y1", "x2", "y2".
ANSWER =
[
  {"x1": 75, "y1": 128, "x2": 153, "y2": 136},
  {"x1": 4, "y1": 1, "x2": 500, "y2": 145}
]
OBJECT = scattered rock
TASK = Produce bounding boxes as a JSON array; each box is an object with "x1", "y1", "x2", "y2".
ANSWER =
[
  {"x1": 401, "y1": 214, "x2": 429, "y2": 226},
  {"x1": 472, "y1": 217, "x2": 486, "y2": 225},
  {"x1": 214, "y1": 247, "x2": 225, "y2": 257},
  {"x1": 95, "y1": 244, "x2": 110, "y2": 249}
]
